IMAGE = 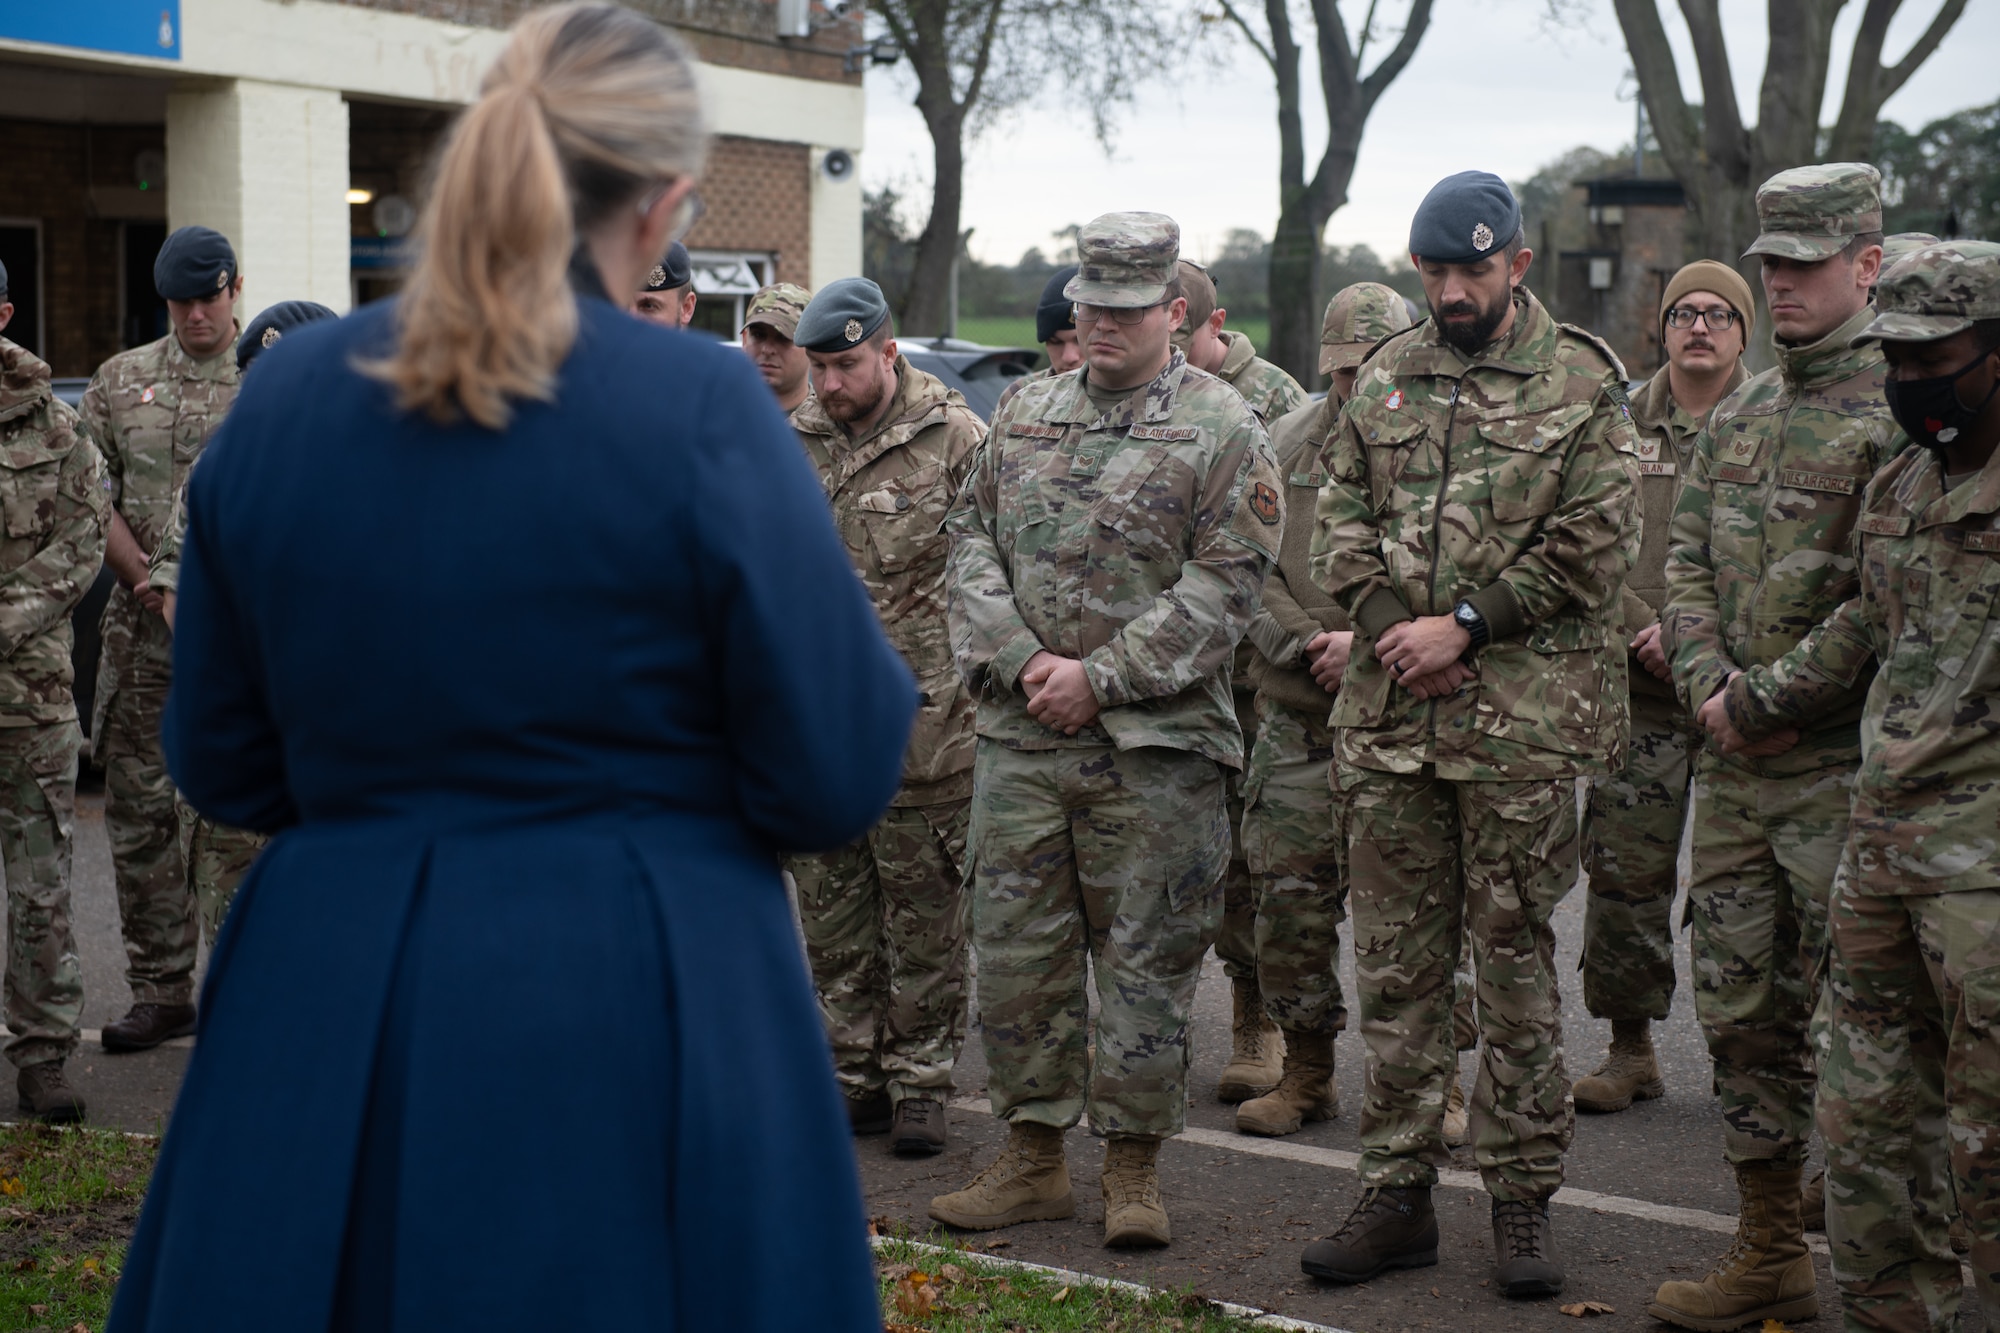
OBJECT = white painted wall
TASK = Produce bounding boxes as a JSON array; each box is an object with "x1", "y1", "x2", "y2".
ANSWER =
[
  {"x1": 809, "y1": 145, "x2": 864, "y2": 286},
  {"x1": 167, "y1": 81, "x2": 352, "y2": 316}
]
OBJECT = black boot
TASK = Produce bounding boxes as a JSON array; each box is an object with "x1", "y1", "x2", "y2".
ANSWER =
[
  {"x1": 1301, "y1": 1187, "x2": 1438, "y2": 1282},
  {"x1": 100, "y1": 1002, "x2": 197, "y2": 1053},
  {"x1": 1492, "y1": 1195, "x2": 1565, "y2": 1297}
]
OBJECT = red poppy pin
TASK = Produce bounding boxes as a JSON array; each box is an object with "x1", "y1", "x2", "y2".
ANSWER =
[
  {"x1": 1386, "y1": 389, "x2": 1403, "y2": 410},
  {"x1": 1250, "y1": 482, "x2": 1281, "y2": 525}
]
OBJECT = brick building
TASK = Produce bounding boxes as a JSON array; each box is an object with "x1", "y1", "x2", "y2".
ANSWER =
[
  {"x1": 0, "y1": 0, "x2": 867, "y2": 375},
  {"x1": 1542, "y1": 178, "x2": 1690, "y2": 378}
]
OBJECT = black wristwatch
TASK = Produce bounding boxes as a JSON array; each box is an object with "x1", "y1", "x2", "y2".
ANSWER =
[{"x1": 1452, "y1": 600, "x2": 1490, "y2": 651}]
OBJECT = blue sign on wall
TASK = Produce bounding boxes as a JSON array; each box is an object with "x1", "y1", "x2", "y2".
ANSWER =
[{"x1": 0, "y1": 2, "x2": 181, "y2": 60}]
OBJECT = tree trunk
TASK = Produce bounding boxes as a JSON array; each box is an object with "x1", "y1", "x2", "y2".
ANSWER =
[
  {"x1": 1268, "y1": 196, "x2": 1324, "y2": 376},
  {"x1": 905, "y1": 111, "x2": 963, "y2": 336}
]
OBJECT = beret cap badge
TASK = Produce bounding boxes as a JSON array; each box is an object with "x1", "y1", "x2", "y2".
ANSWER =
[
  {"x1": 1472, "y1": 222, "x2": 1494, "y2": 252},
  {"x1": 216, "y1": 268, "x2": 230, "y2": 291},
  {"x1": 260, "y1": 327, "x2": 282, "y2": 348},
  {"x1": 844, "y1": 318, "x2": 864, "y2": 343},
  {"x1": 648, "y1": 265, "x2": 668, "y2": 289}
]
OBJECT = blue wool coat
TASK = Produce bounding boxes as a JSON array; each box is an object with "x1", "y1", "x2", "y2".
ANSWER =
[{"x1": 108, "y1": 295, "x2": 916, "y2": 1331}]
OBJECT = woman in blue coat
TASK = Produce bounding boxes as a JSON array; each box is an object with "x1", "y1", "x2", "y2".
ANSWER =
[{"x1": 108, "y1": 7, "x2": 914, "y2": 1329}]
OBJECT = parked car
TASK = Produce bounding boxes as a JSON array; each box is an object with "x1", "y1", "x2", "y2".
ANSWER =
[{"x1": 897, "y1": 337, "x2": 1040, "y2": 422}]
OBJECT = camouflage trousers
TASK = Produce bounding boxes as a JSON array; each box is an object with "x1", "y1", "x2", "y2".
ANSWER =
[
  {"x1": 175, "y1": 799, "x2": 269, "y2": 948},
  {"x1": 1819, "y1": 869, "x2": 1998, "y2": 1332},
  {"x1": 1687, "y1": 751, "x2": 1849, "y2": 1166},
  {"x1": 97, "y1": 604, "x2": 195, "y2": 1005},
  {"x1": 1582, "y1": 693, "x2": 1696, "y2": 1021},
  {"x1": 1239, "y1": 696, "x2": 1345, "y2": 1035},
  {"x1": 790, "y1": 800, "x2": 970, "y2": 1104},
  {"x1": 0, "y1": 722, "x2": 84, "y2": 1069},
  {"x1": 1216, "y1": 688, "x2": 1259, "y2": 982},
  {"x1": 1337, "y1": 759, "x2": 1581, "y2": 1200},
  {"x1": 968, "y1": 740, "x2": 1227, "y2": 1139}
]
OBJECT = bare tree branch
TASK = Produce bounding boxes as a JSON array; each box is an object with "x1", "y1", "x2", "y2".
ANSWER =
[
  {"x1": 1352, "y1": 0, "x2": 1382, "y2": 74},
  {"x1": 1677, "y1": 0, "x2": 1749, "y2": 167},
  {"x1": 1608, "y1": 0, "x2": 1697, "y2": 176},
  {"x1": 1214, "y1": 0, "x2": 1278, "y2": 72},
  {"x1": 958, "y1": 0, "x2": 1008, "y2": 118},
  {"x1": 1359, "y1": 0, "x2": 1433, "y2": 109},
  {"x1": 1879, "y1": 0, "x2": 1969, "y2": 101}
]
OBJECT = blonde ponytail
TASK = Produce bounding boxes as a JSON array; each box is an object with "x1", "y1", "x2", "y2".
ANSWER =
[{"x1": 365, "y1": 4, "x2": 707, "y2": 429}]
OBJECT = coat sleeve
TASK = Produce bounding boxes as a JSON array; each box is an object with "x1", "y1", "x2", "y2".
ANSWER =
[
  {"x1": 1310, "y1": 410, "x2": 1411, "y2": 640},
  {"x1": 1722, "y1": 591, "x2": 1877, "y2": 738},
  {"x1": 0, "y1": 407, "x2": 108, "y2": 660},
  {"x1": 148, "y1": 483, "x2": 188, "y2": 593},
  {"x1": 684, "y1": 358, "x2": 917, "y2": 854},
  {"x1": 1078, "y1": 418, "x2": 1278, "y2": 708},
  {"x1": 1661, "y1": 424, "x2": 1743, "y2": 712},
  {"x1": 945, "y1": 422, "x2": 1047, "y2": 698}
]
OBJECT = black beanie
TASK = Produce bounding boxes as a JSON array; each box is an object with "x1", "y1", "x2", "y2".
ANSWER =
[{"x1": 1036, "y1": 265, "x2": 1079, "y2": 344}]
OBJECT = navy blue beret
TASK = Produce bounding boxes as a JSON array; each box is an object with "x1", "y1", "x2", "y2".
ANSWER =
[
  {"x1": 154, "y1": 225, "x2": 239, "y2": 301},
  {"x1": 643, "y1": 242, "x2": 692, "y2": 292},
  {"x1": 1036, "y1": 265, "x2": 1079, "y2": 344},
  {"x1": 796, "y1": 277, "x2": 891, "y2": 353},
  {"x1": 236, "y1": 300, "x2": 337, "y2": 371},
  {"x1": 1408, "y1": 171, "x2": 1522, "y2": 265}
]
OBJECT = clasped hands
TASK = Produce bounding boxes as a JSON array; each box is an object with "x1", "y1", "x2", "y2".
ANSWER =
[
  {"x1": 1696, "y1": 670, "x2": 1800, "y2": 758},
  {"x1": 1375, "y1": 615, "x2": 1475, "y2": 700},
  {"x1": 1021, "y1": 651, "x2": 1102, "y2": 735}
]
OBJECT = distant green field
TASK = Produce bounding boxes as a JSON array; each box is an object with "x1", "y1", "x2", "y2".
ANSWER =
[{"x1": 947, "y1": 316, "x2": 1274, "y2": 358}]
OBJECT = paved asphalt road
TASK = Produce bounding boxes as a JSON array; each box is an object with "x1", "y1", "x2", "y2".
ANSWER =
[{"x1": 17, "y1": 786, "x2": 1983, "y2": 1332}]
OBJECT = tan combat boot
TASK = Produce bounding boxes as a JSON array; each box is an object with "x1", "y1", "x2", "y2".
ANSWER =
[
  {"x1": 1217, "y1": 975, "x2": 1285, "y2": 1103},
  {"x1": 1572, "y1": 1019, "x2": 1666, "y2": 1113},
  {"x1": 1101, "y1": 1136, "x2": 1170, "y2": 1247},
  {"x1": 1645, "y1": 1160, "x2": 1819, "y2": 1332},
  {"x1": 1236, "y1": 1031, "x2": 1337, "y2": 1137},
  {"x1": 929, "y1": 1121, "x2": 1074, "y2": 1231}
]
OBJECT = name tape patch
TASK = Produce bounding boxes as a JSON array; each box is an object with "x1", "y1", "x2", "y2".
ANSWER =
[
  {"x1": 1714, "y1": 464, "x2": 1764, "y2": 485},
  {"x1": 1967, "y1": 530, "x2": 2000, "y2": 554},
  {"x1": 1638, "y1": 461, "x2": 1677, "y2": 477},
  {"x1": 1128, "y1": 424, "x2": 1200, "y2": 442},
  {"x1": 1006, "y1": 422, "x2": 1067, "y2": 440},
  {"x1": 1780, "y1": 469, "x2": 1859, "y2": 495},
  {"x1": 1857, "y1": 514, "x2": 1913, "y2": 537}
]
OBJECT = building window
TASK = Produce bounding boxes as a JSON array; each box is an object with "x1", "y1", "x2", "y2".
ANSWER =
[{"x1": 686, "y1": 251, "x2": 775, "y2": 340}]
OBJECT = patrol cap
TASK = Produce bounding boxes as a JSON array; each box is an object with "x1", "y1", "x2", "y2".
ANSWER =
[
  {"x1": 1851, "y1": 240, "x2": 2000, "y2": 346},
  {"x1": 1171, "y1": 261, "x2": 1218, "y2": 349},
  {"x1": 796, "y1": 276, "x2": 891, "y2": 353},
  {"x1": 1035, "y1": 265, "x2": 1078, "y2": 344},
  {"x1": 642, "y1": 242, "x2": 692, "y2": 292},
  {"x1": 154, "y1": 226, "x2": 238, "y2": 301},
  {"x1": 236, "y1": 300, "x2": 337, "y2": 372},
  {"x1": 1063, "y1": 212, "x2": 1180, "y2": 309},
  {"x1": 1881, "y1": 232, "x2": 1943, "y2": 270},
  {"x1": 1319, "y1": 281, "x2": 1413, "y2": 373},
  {"x1": 1408, "y1": 171, "x2": 1520, "y2": 265},
  {"x1": 742, "y1": 283, "x2": 811, "y2": 340},
  {"x1": 1742, "y1": 163, "x2": 1883, "y2": 262}
]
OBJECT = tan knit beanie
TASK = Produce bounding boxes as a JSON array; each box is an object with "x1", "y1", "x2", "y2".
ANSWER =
[{"x1": 1661, "y1": 259, "x2": 1756, "y2": 343}]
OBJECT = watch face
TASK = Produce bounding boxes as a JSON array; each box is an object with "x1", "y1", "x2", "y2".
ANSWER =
[{"x1": 1456, "y1": 605, "x2": 1477, "y2": 626}]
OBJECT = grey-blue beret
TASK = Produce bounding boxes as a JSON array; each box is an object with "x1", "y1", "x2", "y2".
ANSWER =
[
  {"x1": 643, "y1": 241, "x2": 692, "y2": 292},
  {"x1": 796, "y1": 276, "x2": 890, "y2": 353},
  {"x1": 236, "y1": 300, "x2": 338, "y2": 371},
  {"x1": 1408, "y1": 171, "x2": 1521, "y2": 265},
  {"x1": 154, "y1": 225, "x2": 238, "y2": 301}
]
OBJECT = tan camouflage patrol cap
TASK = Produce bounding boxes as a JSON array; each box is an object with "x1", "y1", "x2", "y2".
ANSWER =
[
  {"x1": 1318, "y1": 282, "x2": 1412, "y2": 373},
  {"x1": 742, "y1": 283, "x2": 811, "y2": 339},
  {"x1": 1852, "y1": 240, "x2": 2000, "y2": 346},
  {"x1": 1881, "y1": 232, "x2": 1943, "y2": 270},
  {"x1": 1064, "y1": 212, "x2": 1180, "y2": 309},
  {"x1": 1743, "y1": 162, "x2": 1883, "y2": 262}
]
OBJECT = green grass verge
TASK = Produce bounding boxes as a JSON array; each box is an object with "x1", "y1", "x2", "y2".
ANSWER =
[
  {"x1": 946, "y1": 318, "x2": 1274, "y2": 357},
  {"x1": 875, "y1": 1231, "x2": 1283, "y2": 1332},
  {"x1": 0, "y1": 1123, "x2": 159, "y2": 1333}
]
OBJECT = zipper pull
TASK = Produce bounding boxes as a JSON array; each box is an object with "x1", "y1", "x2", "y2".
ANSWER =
[{"x1": 1449, "y1": 383, "x2": 1460, "y2": 405}]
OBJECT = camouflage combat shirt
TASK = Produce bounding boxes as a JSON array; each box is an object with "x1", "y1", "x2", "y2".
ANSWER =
[
  {"x1": 1662, "y1": 304, "x2": 1906, "y2": 775},
  {"x1": 1310, "y1": 288, "x2": 1642, "y2": 781},
  {"x1": 1215, "y1": 330, "x2": 1311, "y2": 427},
  {"x1": 794, "y1": 355, "x2": 984, "y2": 805},
  {"x1": 1245, "y1": 395, "x2": 1350, "y2": 717},
  {"x1": 0, "y1": 338, "x2": 110, "y2": 725},
  {"x1": 946, "y1": 349, "x2": 1282, "y2": 769},
  {"x1": 1723, "y1": 446, "x2": 2000, "y2": 894}
]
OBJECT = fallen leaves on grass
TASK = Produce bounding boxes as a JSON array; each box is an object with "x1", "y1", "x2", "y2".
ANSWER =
[
  {"x1": 1560, "y1": 1300, "x2": 1617, "y2": 1317},
  {"x1": 1050, "y1": 1285, "x2": 1070, "y2": 1304},
  {"x1": 938, "y1": 1262, "x2": 967, "y2": 1285},
  {"x1": 0, "y1": 1176, "x2": 22, "y2": 1196},
  {"x1": 892, "y1": 1271, "x2": 940, "y2": 1318}
]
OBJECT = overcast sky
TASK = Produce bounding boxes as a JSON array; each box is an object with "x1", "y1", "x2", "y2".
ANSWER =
[{"x1": 859, "y1": 0, "x2": 2000, "y2": 267}]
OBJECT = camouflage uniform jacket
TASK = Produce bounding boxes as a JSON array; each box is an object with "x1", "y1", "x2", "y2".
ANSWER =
[
  {"x1": 1245, "y1": 396, "x2": 1350, "y2": 716},
  {"x1": 795, "y1": 355, "x2": 983, "y2": 805},
  {"x1": 0, "y1": 338, "x2": 109, "y2": 726},
  {"x1": 1620, "y1": 362, "x2": 1748, "y2": 704},
  {"x1": 1310, "y1": 289, "x2": 1642, "y2": 781},
  {"x1": 1216, "y1": 330, "x2": 1311, "y2": 426},
  {"x1": 1661, "y1": 304, "x2": 1906, "y2": 775},
  {"x1": 993, "y1": 364, "x2": 1053, "y2": 421},
  {"x1": 148, "y1": 482, "x2": 188, "y2": 594},
  {"x1": 945, "y1": 349, "x2": 1282, "y2": 769},
  {"x1": 77, "y1": 330, "x2": 240, "y2": 559},
  {"x1": 1723, "y1": 446, "x2": 2000, "y2": 894}
]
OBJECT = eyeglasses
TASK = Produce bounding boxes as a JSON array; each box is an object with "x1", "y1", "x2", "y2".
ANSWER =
[
  {"x1": 1073, "y1": 302, "x2": 1162, "y2": 326},
  {"x1": 1665, "y1": 306, "x2": 1741, "y2": 331},
  {"x1": 638, "y1": 183, "x2": 706, "y2": 245}
]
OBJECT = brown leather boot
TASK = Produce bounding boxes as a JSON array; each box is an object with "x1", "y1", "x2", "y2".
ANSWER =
[
  {"x1": 1217, "y1": 975, "x2": 1284, "y2": 1102},
  {"x1": 929, "y1": 1121, "x2": 1074, "y2": 1231},
  {"x1": 1572, "y1": 1019, "x2": 1665, "y2": 1113},
  {"x1": 1101, "y1": 1136, "x2": 1170, "y2": 1247},
  {"x1": 1492, "y1": 1195, "x2": 1565, "y2": 1297},
  {"x1": 1301, "y1": 1186, "x2": 1438, "y2": 1282},
  {"x1": 1646, "y1": 1160, "x2": 1819, "y2": 1331},
  {"x1": 1236, "y1": 1030, "x2": 1337, "y2": 1137},
  {"x1": 16, "y1": 1061, "x2": 85, "y2": 1124},
  {"x1": 99, "y1": 1002, "x2": 196, "y2": 1054},
  {"x1": 891, "y1": 1096, "x2": 946, "y2": 1156}
]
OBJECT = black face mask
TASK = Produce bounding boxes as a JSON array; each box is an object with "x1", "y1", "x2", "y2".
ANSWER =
[{"x1": 1885, "y1": 350, "x2": 2000, "y2": 458}]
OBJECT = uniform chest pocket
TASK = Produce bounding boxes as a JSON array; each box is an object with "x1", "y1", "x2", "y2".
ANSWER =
[
  {"x1": 0, "y1": 448, "x2": 62, "y2": 543},
  {"x1": 1357, "y1": 416, "x2": 1431, "y2": 515},
  {"x1": 855, "y1": 464, "x2": 954, "y2": 575},
  {"x1": 1090, "y1": 444, "x2": 1199, "y2": 565},
  {"x1": 1476, "y1": 401, "x2": 1589, "y2": 524},
  {"x1": 1931, "y1": 537, "x2": 2000, "y2": 693}
]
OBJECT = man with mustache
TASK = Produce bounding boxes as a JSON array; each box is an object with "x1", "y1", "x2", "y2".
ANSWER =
[
  {"x1": 739, "y1": 283, "x2": 813, "y2": 416},
  {"x1": 789, "y1": 278, "x2": 984, "y2": 1156},
  {"x1": 1572, "y1": 260, "x2": 1752, "y2": 1118},
  {"x1": 1652, "y1": 163, "x2": 1902, "y2": 1332},
  {"x1": 1303, "y1": 170, "x2": 1640, "y2": 1299}
]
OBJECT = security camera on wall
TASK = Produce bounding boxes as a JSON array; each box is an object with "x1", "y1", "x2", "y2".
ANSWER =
[{"x1": 821, "y1": 149, "x2": 854, "y2": 183}]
